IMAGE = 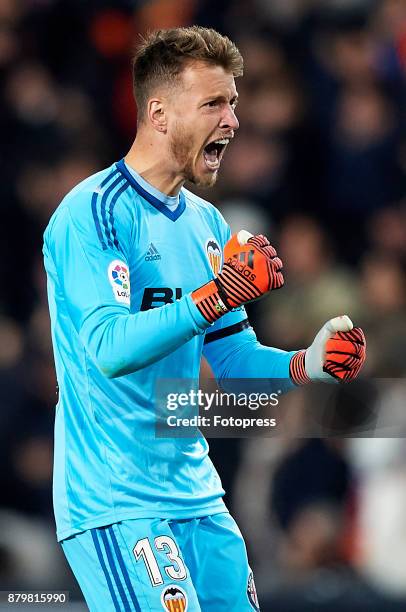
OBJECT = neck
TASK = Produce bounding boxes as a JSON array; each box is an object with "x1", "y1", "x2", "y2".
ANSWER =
[{"x1": 125, "y1": 131, "x2": 185, "y2": 197}]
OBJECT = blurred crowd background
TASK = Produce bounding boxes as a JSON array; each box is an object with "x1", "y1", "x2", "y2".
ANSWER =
[{"x1": 0, "y1": 0, "x2": 406, "y2": 610}]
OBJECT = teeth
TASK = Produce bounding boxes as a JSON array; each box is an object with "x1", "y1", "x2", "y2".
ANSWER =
[
  {"x1": 214, "y1": 139, "x2": 229, "y2": 145},
  {"x1": 205, "y1": 159, "x2": 220, "y2": 169}
]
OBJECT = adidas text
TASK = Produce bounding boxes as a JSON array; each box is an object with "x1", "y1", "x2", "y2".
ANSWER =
[{"x1": 145, "y1": 243, "x2": 161, "y2": 262}]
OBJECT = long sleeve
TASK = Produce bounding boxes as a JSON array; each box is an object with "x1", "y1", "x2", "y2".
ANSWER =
[
  {"x1": 79, "y1": 295, "x2": 208, "y2": 378},
  {"x1": 44, "y1": 205, "x2": 210, "y2": 378},
  {"x1": 203, "y1": 323, "x2": 297, "y2": 391}
]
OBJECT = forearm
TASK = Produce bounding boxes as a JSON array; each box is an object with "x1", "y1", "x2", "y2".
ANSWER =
[
  {"x1": 80, "y1": 295, "x2": 209, "y2": 378},
  {"x1": 204, "y1": 326, "x2": 297, "y2": 392}
]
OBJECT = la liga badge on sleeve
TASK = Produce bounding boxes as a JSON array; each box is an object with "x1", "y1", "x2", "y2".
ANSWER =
[{"x1": 108, "y1": 259, "x2": 130, "y2": 305}]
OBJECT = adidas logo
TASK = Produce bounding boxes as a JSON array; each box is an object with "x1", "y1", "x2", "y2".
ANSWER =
[{"x1": 145, "y1": 243, "x2": 161, "y2": 262}]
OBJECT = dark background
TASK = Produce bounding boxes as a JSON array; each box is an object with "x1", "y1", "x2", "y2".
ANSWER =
[{"x1": 0, "y1": 0, "x2": 406, "y2": 609}]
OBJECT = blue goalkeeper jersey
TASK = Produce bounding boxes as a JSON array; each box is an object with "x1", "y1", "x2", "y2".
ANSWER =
[
  {"x1": 44, "y1": 160, "x2": 294, "y2": 541},
  {"x1": 44, "y1": 160, "x2": 241, "y2": 540}
]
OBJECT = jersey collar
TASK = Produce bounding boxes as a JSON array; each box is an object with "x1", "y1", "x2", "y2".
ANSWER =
[{"x1": 116, "y1": 159, "x2": 186, "y2": 222}]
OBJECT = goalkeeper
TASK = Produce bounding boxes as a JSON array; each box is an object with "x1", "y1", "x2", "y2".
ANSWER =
[{"x1": 43, "y1": 26, "x2": 366, "y2": 612}]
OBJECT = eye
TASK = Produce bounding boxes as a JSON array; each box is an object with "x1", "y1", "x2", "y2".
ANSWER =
[{"x1": 206, "y1": 100, "x2": 218, "y2": 107}]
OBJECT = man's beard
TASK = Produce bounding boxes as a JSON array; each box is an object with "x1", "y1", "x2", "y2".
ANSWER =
[{"x1": 169, "y1": 123, "x2": 217, "y2": 188}]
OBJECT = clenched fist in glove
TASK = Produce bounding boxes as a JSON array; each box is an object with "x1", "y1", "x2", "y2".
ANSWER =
[
  {"x1": 192, "y1": 230, "x2": 284, "y2": 323},
  {"x1": 290, "y1": 315, "x2": 366, "y2": 384}
]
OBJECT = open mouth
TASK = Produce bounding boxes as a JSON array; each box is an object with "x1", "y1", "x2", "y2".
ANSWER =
[{"x1": 203, "y1": 138, "x2": 230, "y2": 170}]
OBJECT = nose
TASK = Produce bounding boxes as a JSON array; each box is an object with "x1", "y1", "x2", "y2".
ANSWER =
[{"x1": 220, "y1": 105, "x2": 239, "y2": 131}]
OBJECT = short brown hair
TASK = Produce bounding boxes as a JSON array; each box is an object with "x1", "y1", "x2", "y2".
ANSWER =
[{"x1": 132, "y1": 26, "x2": 243, "y2": 122}]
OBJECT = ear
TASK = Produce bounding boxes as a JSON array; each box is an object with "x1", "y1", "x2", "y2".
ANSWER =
[{"x1": 147, "y1": 99, "x2": 167, "y2": 133}]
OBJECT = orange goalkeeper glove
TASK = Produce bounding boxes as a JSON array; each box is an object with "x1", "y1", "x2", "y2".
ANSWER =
[
  {"x1": 192, "y1": 230, "x2": 284, "y2": 324},
  {"x1": 290, "y1": 315, "x2": 366, "y2": 384}
]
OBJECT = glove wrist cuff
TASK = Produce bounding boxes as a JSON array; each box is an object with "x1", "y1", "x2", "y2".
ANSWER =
[
  {"x1": 290, "y1": 350, "x2": 311, "y2": 385},
  {"x1": 191, "y1": 280, "x2": 229, "y2": 324}
]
